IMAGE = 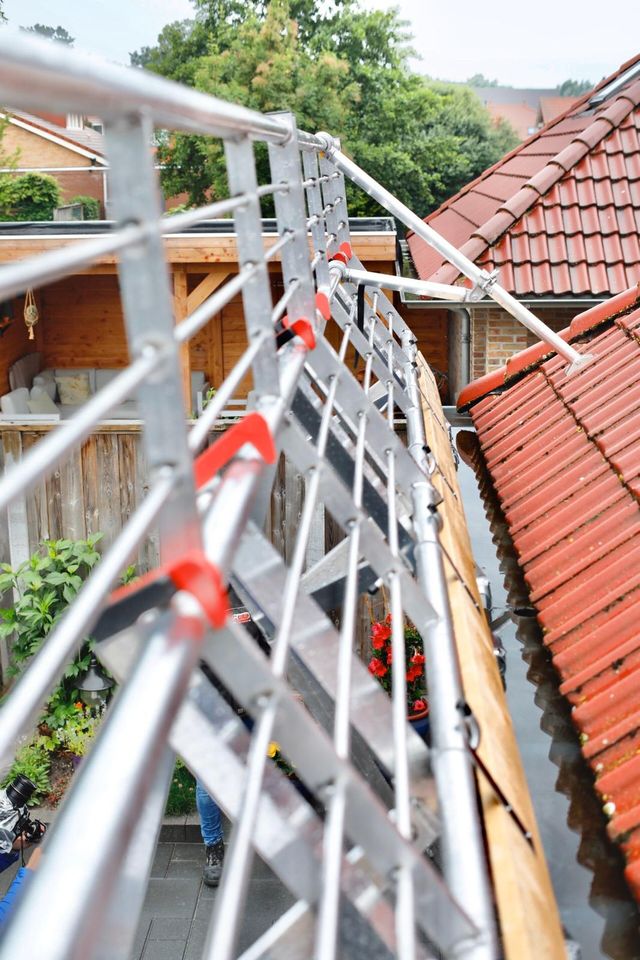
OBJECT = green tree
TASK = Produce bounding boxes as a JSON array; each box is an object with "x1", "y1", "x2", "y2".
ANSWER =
[
  {"x1": 21, "y1": 23, "x2": 75, "y2": 45},
  {"x1": 133, "y1": 0, "x2": 518, "y2": 219},
  {"x1": 0, "y1": 172, "x2": 62, "y2": 220},
  {"x1": 466, "y1": 73, "x2": 500, "y2": 87},
  {"x1": 556, "y1": 78, "x2": 592, "y2": 97}
]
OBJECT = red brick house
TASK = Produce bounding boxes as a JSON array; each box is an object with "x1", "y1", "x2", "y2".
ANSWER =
[
  {"x1": 0, "y1": 110, "x2": 107, "y2": 213},
  {"x1": 408, "y1": 54, "x2": 640, "y2": 396}
]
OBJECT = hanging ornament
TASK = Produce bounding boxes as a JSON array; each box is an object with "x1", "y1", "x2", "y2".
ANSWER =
[{"x1": 23, "y1": 289, "x2": 39, "y2": 341}]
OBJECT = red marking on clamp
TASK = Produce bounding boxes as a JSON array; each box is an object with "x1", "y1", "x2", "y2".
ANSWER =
[
  {"x1": 170, "y1": 550, "x2": 228, "y2": 628},
  {"x1": 330, "y1": 251, "x2": 349, "y2": 265},
  {"x1": 339, "y1": 241, "x2": 353, "y2": 261},
  {"x1": 282, "y1": 314, "x2": 316, "y2": 350},
  {"x1": 107, "y1": 550, "x2": 228, "y2": 629},
  {"x1": 194, "y1": 412, "x2": 277, "y2": 489},
  {"x1": 315, "y1": 291, "x2": 331, "y2": 321}
]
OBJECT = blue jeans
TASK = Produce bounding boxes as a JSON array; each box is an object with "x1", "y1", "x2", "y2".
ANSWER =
[{"x1": 195, "y1": 781, "x2": 223, "y2": 846}]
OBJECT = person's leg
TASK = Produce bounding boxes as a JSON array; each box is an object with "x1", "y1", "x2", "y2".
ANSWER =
[{"x1": 195, "y1": 781, "x2": 225, "y2": 887}]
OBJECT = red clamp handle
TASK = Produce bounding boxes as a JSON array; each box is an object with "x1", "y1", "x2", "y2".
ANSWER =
[
  {"x1": 282, "y1": 314, "x2": 316, "y2": 350},
  {"x1": 329, "y1": 241, "x2": 353, "y2": 266},
  {"x1": 194, "y1": 412, "x2": 277, "y2": 489},
  {"x1": 315, "y1": 290, "x2": 331, "y2": 322},
  {"x1": 108, "y1": 549, "x2": 229, "y2": 629}
]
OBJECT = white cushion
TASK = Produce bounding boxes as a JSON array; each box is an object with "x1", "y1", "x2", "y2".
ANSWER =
[
  {"x1": 28, "y1": 388, "x2": 60, "y2": 416},
  {"x1": 55, "y1": 374, "x2": 91, "y2": 405},
  {"x1": 32, "y1": 375, "x2": 57, "y2": 401},
  {"x1": 54, "y1": 368, "x2": 96, "y2": 393},
  {"x1": 1, "y1": 387, "x2": 30, "y2": 415},
  {"x1": 95, "y1": 369, "x2": 121, "y2": 392}
]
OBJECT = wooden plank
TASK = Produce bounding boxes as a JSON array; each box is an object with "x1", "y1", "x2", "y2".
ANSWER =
[
  {"x1": 82, "y1": 435, "x2": 100, "y2": 539},
  {"x1": 93, "y1": 433, "x2": 121, "y2": 551},
  {"x1": 59, "y1": 446, "x2": 87, "y2": 543},
  {"x1": 186, "y1": 266, "x2": 230, "y2": 313},
  {"x1": 21, "y1": 432, "x2": 49, "y2": 550},
  {"x1": 173, "y1": 268, "x2": 192, "y2": 412},
  {"x1": 209, "y1": 313, "x2": 224, "y2": 390},
  {"x1": 134, "y1": 439, "x2": 159, "y2": 573},
  {"x1": 416, "y1": 353, "x2": 565, "y2": 960}
]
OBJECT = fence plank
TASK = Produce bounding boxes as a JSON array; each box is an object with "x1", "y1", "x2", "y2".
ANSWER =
[{"x1": 59, "y1": 446, "x2": 87, "y2": 542}]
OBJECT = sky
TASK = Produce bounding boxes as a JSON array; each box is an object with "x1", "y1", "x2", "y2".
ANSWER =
[{"x1": 1, "y1": 0, "x2": 638, "y2": 88}]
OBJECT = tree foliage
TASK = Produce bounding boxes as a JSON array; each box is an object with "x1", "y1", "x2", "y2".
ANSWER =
[
  {"x1": 556, "y1": 78, "x2": 593, "y2": 97},
  {"x1": 466, "y1": 73, "x2": 500, "y2": 87},
  {"x1": 132, "y1": 0, "x2": 518, "y2": 220},
  {"x1": 21, "y1": 23, "x2": 75, "y2": 45},
  {"x1": 0, "y1": 172, "x2": 62, "y2": 221}
]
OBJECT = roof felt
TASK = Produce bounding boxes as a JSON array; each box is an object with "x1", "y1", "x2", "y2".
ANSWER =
[
  {"x1": 460, "y1": 285, "x2": 640, "y2": 899},
  {"x1": 408, "y1": 54, "x2": 640, "y2": 297}
]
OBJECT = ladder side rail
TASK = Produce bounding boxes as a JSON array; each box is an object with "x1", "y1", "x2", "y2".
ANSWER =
[
  {"x1": 204, "y1": 320, "x2": 357, "y2": 960},
  {"x1": 104, "y1": 113, "x2": 202, "y2": 560},
  {"x1": 302, "y1": 149, "x2": 332, "y2": 295},
  {"x1": 400, "y1": 331, "x2": 499, "y2": 959},
  {"x1": 1, "y1": 599, "x2": 204, "y2": 960}
]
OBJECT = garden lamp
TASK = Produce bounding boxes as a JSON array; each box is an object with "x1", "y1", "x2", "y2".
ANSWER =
[{"x1": 76, "y1": 655, "x2": 114, "y2": 707}]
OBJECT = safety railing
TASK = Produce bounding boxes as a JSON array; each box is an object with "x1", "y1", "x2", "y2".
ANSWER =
[{"x1": 0, "y1": 30, "x2": 570, "y2": 960}]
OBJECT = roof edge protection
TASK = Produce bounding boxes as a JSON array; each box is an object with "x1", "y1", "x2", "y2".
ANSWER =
[{"x1": 457, "y1": 283, "x2": 640, "y2": 410}]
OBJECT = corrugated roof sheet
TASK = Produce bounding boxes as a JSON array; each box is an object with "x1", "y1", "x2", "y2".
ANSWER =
[
  {"x1": 459, "y1": 285, "x2": 640, "y2": 900},
  {"x1": 408, "y1": 54, "x2": 640, "y2": 297}
]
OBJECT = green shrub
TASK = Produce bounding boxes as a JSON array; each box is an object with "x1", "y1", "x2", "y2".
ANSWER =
[
  {"x1": 165, "y1": 759, "x2": 197, "y2": 816},
  {"x1": 68, "y1": 194, "x2": 100, "y2": 220},
  {"x1": 0, "y1": 535, "x2": 104, "y2": 728},
  {"x1": 0, "y1": 172, "x2": 62, "y2": 221},
  {"x1": 1, "y1": 739, "x2": 51, "y2": 804}
]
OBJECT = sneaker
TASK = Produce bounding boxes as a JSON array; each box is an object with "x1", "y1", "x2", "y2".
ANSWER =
[{"x1": 203, "y1": 839, "x2": 225, "y2": 887}]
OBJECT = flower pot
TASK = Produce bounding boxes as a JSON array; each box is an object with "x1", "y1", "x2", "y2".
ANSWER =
[{"x1": 408, "y1": 706, "x2": 430, "y2": 743}]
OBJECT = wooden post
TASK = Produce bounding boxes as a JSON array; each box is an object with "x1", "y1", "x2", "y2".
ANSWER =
[
  {"x1": 187, "y1": 267, "x2": 229, "y2": 391},
  {"x1": 172, "y1": 267, "x2": 192, "y2": 413}
]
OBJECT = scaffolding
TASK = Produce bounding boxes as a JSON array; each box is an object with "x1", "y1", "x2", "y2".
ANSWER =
[{"x1": 0, "y1": 33, "x2": 571, "y2": 960}]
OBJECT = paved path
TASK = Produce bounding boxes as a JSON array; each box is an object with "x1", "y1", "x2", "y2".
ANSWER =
[{"x1": 132, "y1": 840, "x2": 294, "y2": 960}]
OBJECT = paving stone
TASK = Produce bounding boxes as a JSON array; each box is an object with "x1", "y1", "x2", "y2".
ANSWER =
[
  {"x1": 166, "y1": 859, "x2": 204, "y2": 881},
  {"x1": 172, "y1": 843, "x2": 203, "y2": 861},
  {"x1": 139, "y1": 878, "x2": 200, "y2": 919},
  {"x1": 150, "y1": 843, "x2": 174, "y2": 879},
  {"x1": 149, "y1": 918, "x2": 192, "y2": 941},
  {"x1": 141, "y1": 939, "x2": 187, "y2": 960},
  {"x1": 130, "y1": 917, "x2": 152, "y2": 960},
  {"x1": 183, "y1": 919, "x2": 209, "y2": 960}
]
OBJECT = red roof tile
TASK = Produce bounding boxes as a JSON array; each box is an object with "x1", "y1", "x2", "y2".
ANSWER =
[
  {"x1": 460, "y1": 288, "x2": 640, "y2": 900},
  {"x1": 409, "y1": 55, "x2": 640, "y2": 297}
]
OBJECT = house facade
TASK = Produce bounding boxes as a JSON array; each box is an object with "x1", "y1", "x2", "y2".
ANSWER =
[
  {"x1": 409, "y1": 54, "x2": 640, "y2": 398},
  {"x1": 0, "y1": 110, "x2": 108, "y2": 212}
]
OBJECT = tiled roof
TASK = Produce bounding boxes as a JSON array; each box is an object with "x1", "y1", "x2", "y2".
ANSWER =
[
  {"x1": 9, "y1": 109, "x2": 106, "y2": 160},
  {"x1": 458, "y1": 285, "x2": 640, "y2": 900},
  {"x1": 486, "y1": 102, "x2": 538, "y2": 140},
  {"x1": 408, "y1": 54, "x2": 640, "y2": 297}
]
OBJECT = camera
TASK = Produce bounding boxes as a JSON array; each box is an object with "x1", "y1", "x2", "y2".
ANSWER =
[{"x1": 0, "y1": 774, "x2": 46, "y2": 856}]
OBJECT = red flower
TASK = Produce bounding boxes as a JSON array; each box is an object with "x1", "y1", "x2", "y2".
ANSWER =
[
  {"x1": 386, "y1": 648, "x2": 393, "y2": 665},
  {"x1": 368, "y1": 657, "x2": 388, "y2": 678},
  {"x1": 406, "y1": 664, "x2": 422, "y2": 682},
  {"x1": 410, "y1": 653, "x2": 425, "y2": 666},
  {"x1": 412, "y1": 698, "x2": 427, "y2": 712},
  {"x1": 371, "y1": 622, "x2": 391, "y2": 648},
  {"x1": 385, "y1": 613, "x2": 392, "y2": 624}
]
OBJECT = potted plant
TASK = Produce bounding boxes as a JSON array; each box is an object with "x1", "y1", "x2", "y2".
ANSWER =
[{"x1": 368, "y1": 615, "x2": 429, "y2": 739}]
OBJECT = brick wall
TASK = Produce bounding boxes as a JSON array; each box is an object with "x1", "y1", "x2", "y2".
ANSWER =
[
  {"x1": 471, "y1": 305, "x2": 582, "y2": 380},
  {"x1": 2, "y1": 123, "x2": 90, "y2": 168}
]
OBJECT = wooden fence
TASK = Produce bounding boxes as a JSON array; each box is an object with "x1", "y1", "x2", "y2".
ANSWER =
[{"x1": 0, "y1": 423, "x2": 376, "y2": 681}]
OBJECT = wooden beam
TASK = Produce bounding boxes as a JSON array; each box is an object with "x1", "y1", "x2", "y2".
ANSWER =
[
  {"x1": 186, "y1": 266, "x2": 230, "y2": 313},
  {"x1": 172, "y1": 268, "x2": 191, "y2": 412}
]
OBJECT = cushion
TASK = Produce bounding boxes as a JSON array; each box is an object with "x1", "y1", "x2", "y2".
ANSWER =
[
  {"x1": 95, "y1": 369, "x2": 122, "y2": 392},
  {"x1": 32, "y1": 375, "x2": 57, "y2": 401},
  {"x1": 55, "y1": 374, "x2": 91, "y2": 405},
  {"x1": 28, "y1": 388, "x2": 60, "y2": 416},
  {"x1": 1, "y1": 387, "x2": 30, "y2": 415},
  {"x1": 54, "y1": 368, "x2": 96, "y2": 393},
  {"x1": 9, "y1": 352, "x2": 41, "y2": 390}
]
